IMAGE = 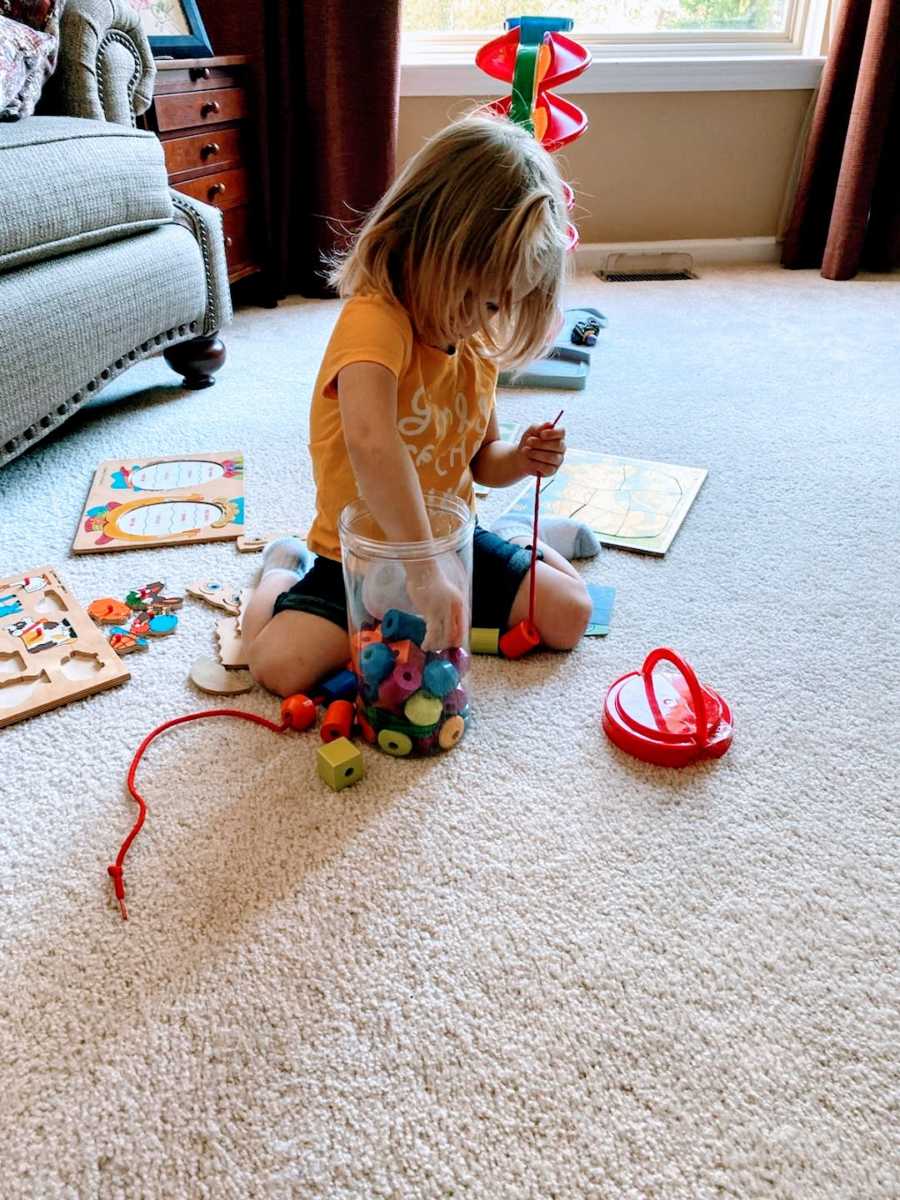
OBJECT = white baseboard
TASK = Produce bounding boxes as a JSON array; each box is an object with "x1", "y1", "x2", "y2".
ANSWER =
[{"x1": 575, "y1": 237, "x2": 780, "y2": 271}]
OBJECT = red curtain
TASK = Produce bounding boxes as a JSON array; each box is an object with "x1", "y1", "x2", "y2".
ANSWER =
[
  {"x1": 782, "y1": 0, "x2": 900, "y2": 279},
  {"x1": 202, "y1": 1, "x2": 402, "y2": 298}
]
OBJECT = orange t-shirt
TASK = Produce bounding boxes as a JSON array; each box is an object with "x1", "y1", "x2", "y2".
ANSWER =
[{"x1": 307, "y1": 294, "x2": 498, "y2": 560}]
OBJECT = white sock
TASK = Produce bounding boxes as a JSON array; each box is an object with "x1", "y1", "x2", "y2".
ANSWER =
[
  {"x1": 492, "y1": 512, "x2": 601, "y2": 560},
  {"x1": 259, "y1": 536, "x2": 313, "y2": 581}
]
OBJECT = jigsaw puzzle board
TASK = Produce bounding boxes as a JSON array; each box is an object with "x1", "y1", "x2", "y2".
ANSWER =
[
  {"x1": 503, "y1": 450, "x2": 707, "y2": 556},
  {"x1": 73, "y1": 452, "x2": 245, "y2": 553},
  {"x1": 0, "y1": 567, "x2": 130, "y2": 728}
]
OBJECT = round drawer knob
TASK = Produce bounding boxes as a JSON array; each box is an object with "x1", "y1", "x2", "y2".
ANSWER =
[
  {"x1": 191, "y1": 66, "x2": 212, "y2": 80},
  {"x1": 201, "y1": 142, "x2": 220, "y2": 158},
  {"x1": 224, "y1": 236, "x2": 234, "y2": 249},
  {"x1": 201, "y1": 100, "x2": 220, "y2": 117},
  {"x1": 208, "y1": 182, "x2": 226, "y2": 200}
]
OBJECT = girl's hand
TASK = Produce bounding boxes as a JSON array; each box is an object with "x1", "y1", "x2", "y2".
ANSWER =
[
  {"x1": 516, "y1": 423, "x2": 567, "y2": 478},
  {"x1": 407, "y1": 564, "x2": 467, "y2": 651}
]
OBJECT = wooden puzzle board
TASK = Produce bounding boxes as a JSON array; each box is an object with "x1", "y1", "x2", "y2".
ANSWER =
[
  {"x1": 503, "y1": 450, "x2": 707, "y2": 556},
  {"x1": 73, "y1": 452, "x2": 245, "y2": 554},
  {"x1": 0, "y1": 567, "x2": 130, "y2": 728}
]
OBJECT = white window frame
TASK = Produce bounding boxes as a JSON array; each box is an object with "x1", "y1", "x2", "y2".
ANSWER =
[{"x1": 401, "y1": 0, "x2": 829, "y2": 95}]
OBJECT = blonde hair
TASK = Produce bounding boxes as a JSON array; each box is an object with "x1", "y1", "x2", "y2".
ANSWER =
[{"x1": 328, "y1": 115, "x2": 569, "y2": 369}]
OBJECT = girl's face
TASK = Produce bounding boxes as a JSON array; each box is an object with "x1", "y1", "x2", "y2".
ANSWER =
[{"x1": 454, "y1": 287, "x2": 502, "y2": 341}]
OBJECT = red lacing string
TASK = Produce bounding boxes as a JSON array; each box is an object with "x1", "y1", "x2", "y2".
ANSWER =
[
  {"x1": 108, "y1": 708, "x2": 291, "y2": 920},
  {"x1": 528, "y1": 409, "x2": 564, "y2": 627}
]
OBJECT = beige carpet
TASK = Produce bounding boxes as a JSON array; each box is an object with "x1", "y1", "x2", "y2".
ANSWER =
[{"x1": 1, "y1": 266, "x2": 897, "y2": 1199}]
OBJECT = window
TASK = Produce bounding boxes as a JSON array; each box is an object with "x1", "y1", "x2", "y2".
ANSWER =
[
  {"x1": 401, "y1": 0, "x2": 828, "y2": 93},
  {"x1": 404, "y1": 1, "x2": 793, "y2": 37}
]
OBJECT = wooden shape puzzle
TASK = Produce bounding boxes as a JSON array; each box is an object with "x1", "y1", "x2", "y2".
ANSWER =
[
  {"x1": 189, "y1": 656, "x2": 255, "y2": 695},
  {"x1": 186, "y1": 580, "x2": 241, "y2": 615},
  {"x1": 502, "y1": 449, "x2": 707, "y2": 556},
  {"x1": 0, "y1": 566, "x2": 129, "y2": 727},
  {"x1": 73, "y1": 452, "x2": 245, "y2": 554}
]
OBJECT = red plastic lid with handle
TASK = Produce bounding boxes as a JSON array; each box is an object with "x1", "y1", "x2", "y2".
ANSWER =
[{"x1": 602, "y1": 647, "x2": 733, "y2": 767}]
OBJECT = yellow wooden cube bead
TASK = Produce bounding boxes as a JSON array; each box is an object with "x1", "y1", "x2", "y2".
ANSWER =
[{"x1": 316, "y1": 736, "x2": 364, "y2": 791}]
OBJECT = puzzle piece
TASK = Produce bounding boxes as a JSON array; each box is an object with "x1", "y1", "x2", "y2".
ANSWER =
[
  {"x1": 124, "y1": 582, "x2": 183, "y2": 612},
  {"x1": 108, "y1": 627, "x2": 149, "y2": 655},
  {"x1": 186, "y1": 579, "x2": 241, "y2": 615},
  {"x1": 0, "y1": 593, "x2": 23, "y2": 618},
  {"x1": 89, "y1": 580, "x2": 183, "y2": 655},
  {"x1": 8, "y1": 617, "x2": 77, "y2": 653},
  {"x1": 88, "y1": 598, "x2": 133, "y2": 624},
  {"x1": 189, "y1": 656, "x2": 254, "y2": 695},
  {"x1": 583, "y1": 584, "x2": 615, "y2": 637},
  {"x1": 215, "y1": 616, "x2": 247, "y2": 668},
  {"x1": 236, "y1": 530, "x2": 306, "y2": 553}
]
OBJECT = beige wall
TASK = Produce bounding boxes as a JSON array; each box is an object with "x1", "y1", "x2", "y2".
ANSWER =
[{"x1": 399, "y1": 90, "x2": 812, "y2": 243}]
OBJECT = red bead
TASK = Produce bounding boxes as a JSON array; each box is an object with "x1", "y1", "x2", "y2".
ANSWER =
[
  {"x1": 499, "y1": 620, "x2": 541, "y2": 660},
  {"x1": 357, "y1": 710, "x2": 376, "y2": 744},
  {"x1": 321, "y1": 699, "x2": 354, "y2": 743},
  {"x1": 281, "y1": 693, "x2": 316, "y2": 731}
]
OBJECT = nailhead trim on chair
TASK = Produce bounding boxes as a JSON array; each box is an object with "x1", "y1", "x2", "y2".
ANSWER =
[
  {"x1": 0, "y1": 320, "x2": 203, "y2": 468},
  {"x1": 171, "y1": 194, "x2": 219, "y2": 335},
  {"x1": 97, "y1": 30, "x2": 142, "y2": 127}
]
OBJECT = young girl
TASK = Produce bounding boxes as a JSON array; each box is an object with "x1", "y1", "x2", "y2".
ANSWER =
[{"x1": 243, "y1": 115, "x2": 596, "y2": 698}]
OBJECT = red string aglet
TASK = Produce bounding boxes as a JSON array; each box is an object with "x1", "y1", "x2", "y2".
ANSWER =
[{"x1": 108, "y1": 864, "x2": 128, "y2": 920}]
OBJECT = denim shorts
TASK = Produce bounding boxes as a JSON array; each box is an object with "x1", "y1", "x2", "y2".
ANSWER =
[{"x1": 273, "y1": 524, "x2": 539, "y2": 632}]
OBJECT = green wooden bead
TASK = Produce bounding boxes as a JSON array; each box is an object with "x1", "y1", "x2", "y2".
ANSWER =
[
  {"x1": 317, "y1": 737, "x2": 364, "y2": 791},
  {"x1": 470, "y1": 627, "x2": 500, "y2": 655},
  {"x1": 404, "y1": 690, "x2": 443, "y2": 727},
  {"x1": 378, "y1": 728, "x2": 413, "y2": 757}
]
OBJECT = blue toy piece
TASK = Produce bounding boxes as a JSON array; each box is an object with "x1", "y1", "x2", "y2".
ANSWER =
[
  {"x1": 360, "y1": 641, "x2": 395, "y2": 687},
  {"x1": 319, "y1": 668, "x2": 358, "y2": 704},
  {"x1": 505, "y1": 15, "x2": 573, "y2": 41},
  {"x1": 382, "y1": 609, "x2": 427, "y2": 646},
  {"x1": 423, "y1": 658, "x2": 459, "y2": 699}
]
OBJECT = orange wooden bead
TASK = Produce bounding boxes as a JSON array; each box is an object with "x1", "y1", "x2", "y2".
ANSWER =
[
  {"x1": 499, "y1": 619, "x2": 541, "y2": 660},
  {"x1": 281, "y1": 693, "x2": 316, "y2": 731},
  {"x1": 321, "y1": 699, "x2": 354, "y2": 743},
  {"x1": 350, "y1": 627, "x2": 382, "y2": 667},
  {"x1": 389, "y1": 639, "x2": 425, "y2": 670}
]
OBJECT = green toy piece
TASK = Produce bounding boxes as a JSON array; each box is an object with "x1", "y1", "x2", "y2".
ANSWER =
[
  {"x1": 317, "y1": 737, "x2": 364, "y2": 791},
  {"x1": 470, "y1": 627, "x2": 501, "y2": 655},
  {"x1": 378, "y1": 729, "x2": 413, "y2": 757}
]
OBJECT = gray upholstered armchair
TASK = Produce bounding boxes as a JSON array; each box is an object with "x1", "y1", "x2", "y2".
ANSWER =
[{"x1": 0, "y1": 0, "x2": 232, "y2": 468}]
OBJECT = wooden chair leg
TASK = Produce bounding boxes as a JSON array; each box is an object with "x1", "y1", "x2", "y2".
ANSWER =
[{"x1": 163, "y1": 333, "x2": 226, "y2": 390}]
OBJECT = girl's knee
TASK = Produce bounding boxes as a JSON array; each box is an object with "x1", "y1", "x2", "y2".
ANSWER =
[
  {"x1": 540, "y1": 579, "x2": 592, "y2": 651},
  {"x1": 248, "y1": 643, "x2": 309, "y2": 698}
]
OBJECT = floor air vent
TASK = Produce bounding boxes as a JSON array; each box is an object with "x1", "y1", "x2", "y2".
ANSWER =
[{"x1": 597, "y1": 251, "x2": 697, "y2": 282}]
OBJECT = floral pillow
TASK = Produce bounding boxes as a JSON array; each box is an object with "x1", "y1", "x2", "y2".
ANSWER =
[
  {"x1": 0, "y1": 2, "x2": 56, "y2": 31},
  {"x1": 0, "y1": 0, "x2": 64, "y2": 120}
]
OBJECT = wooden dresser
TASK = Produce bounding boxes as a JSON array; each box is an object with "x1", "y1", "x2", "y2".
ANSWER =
[{"x1": 144, "y1": 55, "x2": 268, "y2": 295}]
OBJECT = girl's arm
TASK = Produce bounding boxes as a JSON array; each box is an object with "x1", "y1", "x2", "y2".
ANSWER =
[
  {"x1": 471, "y1": 410, "x2": 567, "y2": 487},
  {"x1": 339, "y1": 361, "x2": 432, "y2": 543},
  {"x1": 338, "y1": 361, "x2": 465, "y2": 647}
]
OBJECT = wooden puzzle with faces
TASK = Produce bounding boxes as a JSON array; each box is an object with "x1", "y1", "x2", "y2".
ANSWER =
[
  {"x1": 73, "y1": 451, "x2": 245, "y2": 553},
  {"x1": 0, "y1": 567, "x2": 130, "y2": 728}
]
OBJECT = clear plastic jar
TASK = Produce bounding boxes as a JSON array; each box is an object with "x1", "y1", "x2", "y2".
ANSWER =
[{"x1": 338, "y1": 494, "x2": 474, "y2": 758}]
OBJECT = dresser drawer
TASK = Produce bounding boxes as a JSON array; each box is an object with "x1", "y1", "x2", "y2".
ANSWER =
[
  {"x1": 175, "y1": 167, "x2": 249, "y2": 211},
  {"x1": 154, "y1": 87, "x2": 248, "y2": 133},
  {"x1": 154, "y1": 64, "x2": 243, "y2": 94},
  {"x1": 222, "y1": 206, "x2": 254, "y2": 270},
  {"x1": 163, "y1": 127, "x2": 243, "y2": 177}
]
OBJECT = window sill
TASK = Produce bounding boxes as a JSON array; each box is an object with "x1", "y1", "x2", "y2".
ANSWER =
[{"x1": 400, "y1": 55, "x2": 825, "y2": 97}]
